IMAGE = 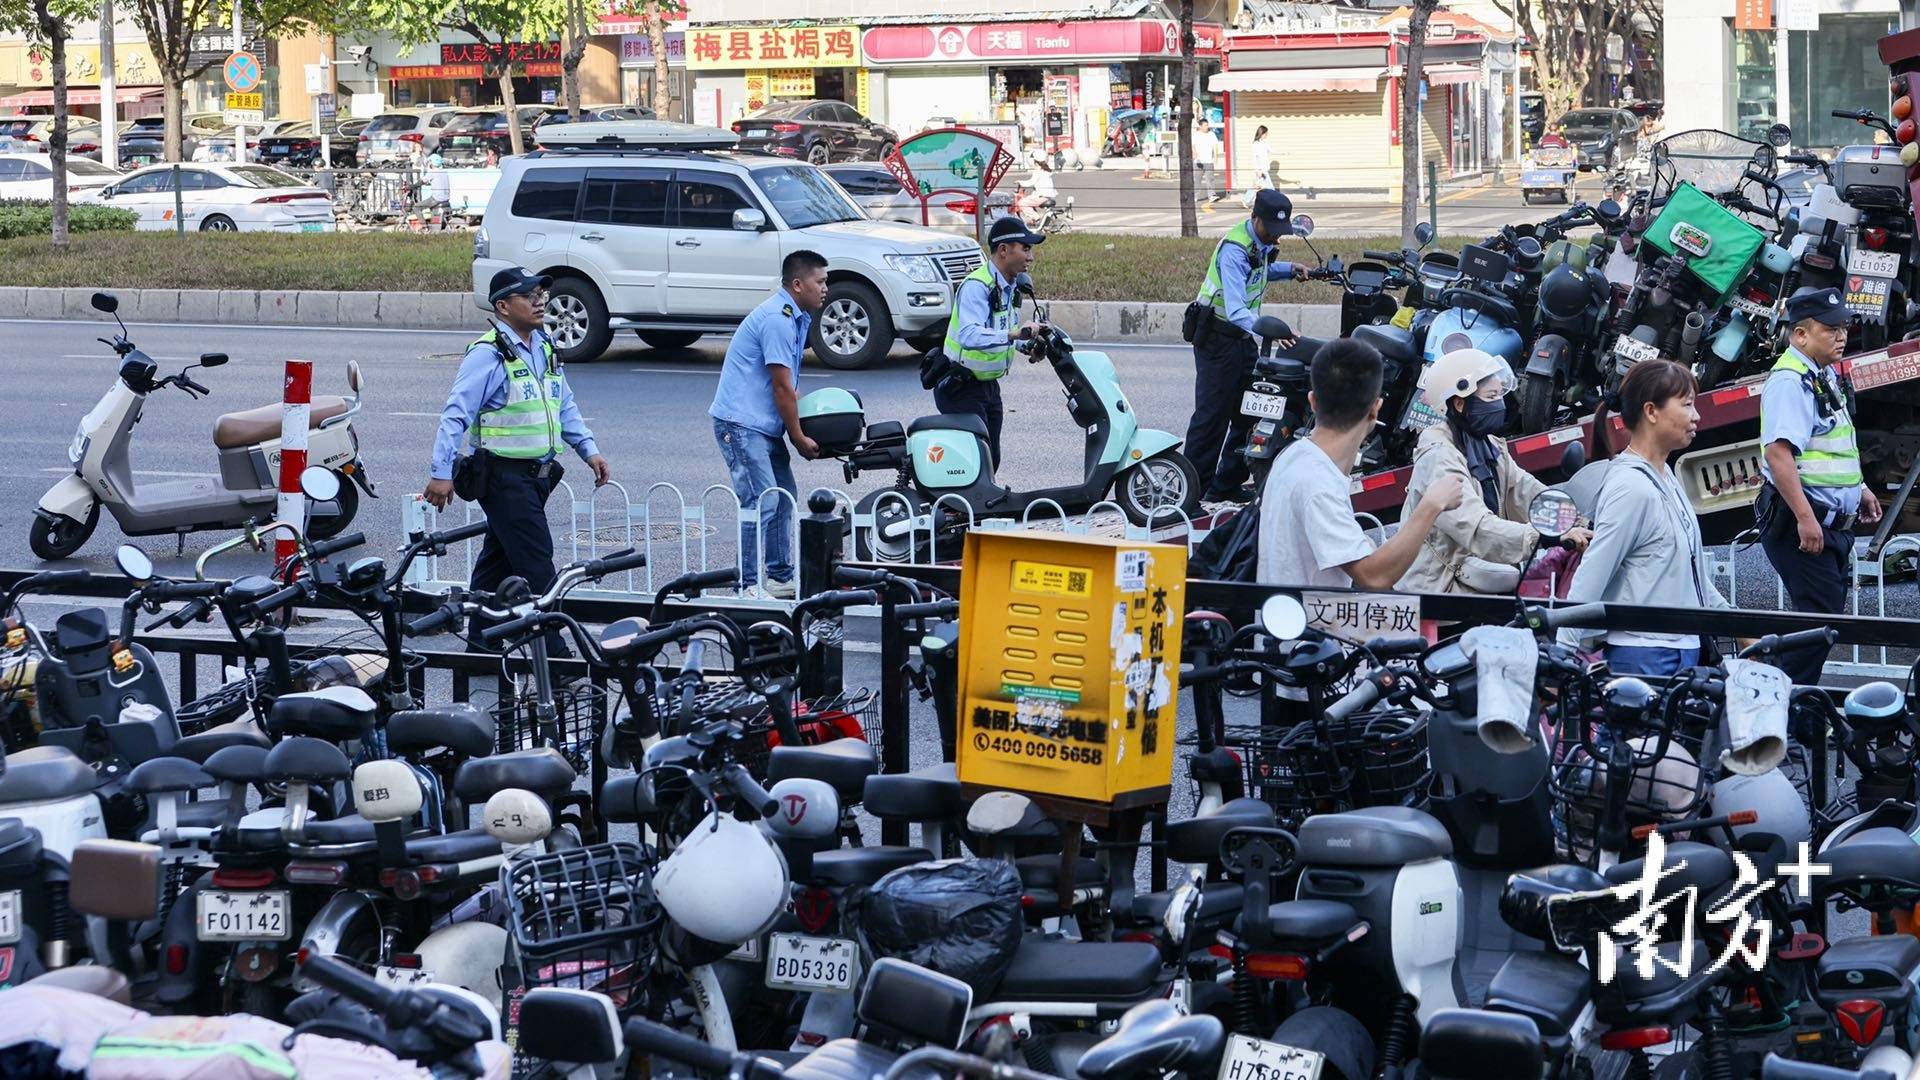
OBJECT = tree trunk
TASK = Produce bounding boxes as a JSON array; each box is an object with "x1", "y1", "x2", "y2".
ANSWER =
[
  {"x1": 560, "y1": 3, "x2": 586, "y2": 121},
  {"x1": 647, "y1": 6, "x2": 670, "y2": 117},
  {"x1": 37, "y1": 0, "x2": 69, "y2": 251},
  {"x1": 1400, "y1": 0, "x2": 1432, "y2": 246},
  {"x1": 495, "y1": 64, "x2": 524, "y2": 156},
  {"x1": 163, "y1": 76, "x2": 184, "y2": 161},
  {"x1": 1176, "y1": 0, "x2": 1196, "y2": 239}
]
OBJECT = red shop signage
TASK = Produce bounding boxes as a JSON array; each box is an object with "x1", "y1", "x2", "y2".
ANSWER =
[
  {"x1": 439, "y1": 41, "x2": 562, "y2": 65},
  {"x1": 861, "y1": 19, "x2": 1224, "y2": 65}
]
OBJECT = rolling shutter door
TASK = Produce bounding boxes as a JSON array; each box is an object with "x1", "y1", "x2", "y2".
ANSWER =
[
  {"x1": 1419, "y1": 92, "x2": 1448, "y2": 168},
  {"x1": 1231, "y1": 90, "x2": 1387, "y2": 173}
]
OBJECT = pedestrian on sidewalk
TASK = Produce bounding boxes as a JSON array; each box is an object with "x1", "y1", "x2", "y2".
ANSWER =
[
  {"x1": 1560, "y1": 359, "x2": 1727, "y2": 676},
  {"x1": 423, "y1": 267, "x2": 612, "y2": 653},
  {"x1": 1756, "y1": 286, "x2": 1882, "y2": 684},
  {"x1": 711, "y1": 250, "x2": 830, "y2": 599},
  {"x1": 1240, "y1": 125, "x2": 1273, "y2": 207},
  {"x1": 1192, "y1": 116, "x2": 1218, "y2": 208},
  {"x1": 1185, "y1": 188, "x2": 1309, "y2": 502}
]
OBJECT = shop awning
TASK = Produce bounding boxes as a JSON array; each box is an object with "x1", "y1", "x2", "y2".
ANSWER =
[
  {"x1": 1209, "y1": 68, "x2": 1385, "y2": 93},
  {"x1": 1386, "y1": 63, "x2": 1483, "y2": 86},
  {"x1": 0, "y1": 86, "x2": 162, "y2": 109}
]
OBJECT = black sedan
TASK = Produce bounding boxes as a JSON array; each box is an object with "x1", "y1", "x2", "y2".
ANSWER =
[
  {"x1": 256, "y1": 119, "x2": 368, "y2": 168},
  {"x1": 730, "y1": 99, "x2": 896, "y2": 164},
  {"x1": 440, "y1": 106, "x2": 561, "y2": 165},
  {"x1": 1555, "y1": 107, "x2": 1639, "y2": 172}
]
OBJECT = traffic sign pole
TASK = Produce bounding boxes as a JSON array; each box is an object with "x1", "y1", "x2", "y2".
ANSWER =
[{"x1": 230, "y1": 0, "x2": 245, "y2": 161}]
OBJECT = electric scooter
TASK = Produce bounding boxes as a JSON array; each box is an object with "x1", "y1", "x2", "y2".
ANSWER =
[
  {"x1": 31, "y1": 292, "x2": 370, "y2": 561},
  {"x1": 803, "y1": 291, "x2": 1202, "y2": 562}
]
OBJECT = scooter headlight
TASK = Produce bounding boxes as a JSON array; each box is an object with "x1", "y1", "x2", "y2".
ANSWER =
[{"x1": 68, "y1": 430, "x2": 89, "y2": 466}]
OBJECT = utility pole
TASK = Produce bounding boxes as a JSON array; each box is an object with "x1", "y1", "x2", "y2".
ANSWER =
[
  {"x1": 231, "y1": 0, "x2": 245, "y2": 161},
  {"x1": 99, "y1": 0, "x2": 116, "y2": 167}
]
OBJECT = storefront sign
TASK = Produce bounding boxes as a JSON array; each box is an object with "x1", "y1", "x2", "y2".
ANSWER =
[
  {"x1": 440, "y1": 42, "x2": 561, "y2": 65},
  {"x1": 769, "y1": 69, "x2": 814, "y2": 97},
  {"x1": 744, "y1": 71, "x2": 769, "y2": 113},
  {"x1": 856, "y1": 68, "x2": 870, "y2": 116},
  {"x1": 596, "y1": 9, "x2": 686, "y2": 35},
  {"x1": 687, "y1": 24, "x2": 861, "y2": 69},
  {"x1": 1783, "y1": 0, "x2": 1819, "y2": 31},
  {"x1": 861, "y1": 19, "x2": 1224, "y2": 66},
  {"x1": 620, "y1": 31, "x2": 687, "y2": 68},
  {"x1": 8, "y1": 42, "x2": 161, "y2": 87},
  {"x1": 390, "y1": 62, "x2": 562, "y2": 80},
  {"x1": 1733, "y1": 0, "x2": 1771, "y2": 30}
]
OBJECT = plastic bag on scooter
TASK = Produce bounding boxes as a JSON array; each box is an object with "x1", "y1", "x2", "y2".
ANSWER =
[
  {"x1": 859, "y1": 858, "x2": 1023, "y2": 997},
  {"x1": 1460, "y1": 626, "x2": 1538, "y2": 754}
]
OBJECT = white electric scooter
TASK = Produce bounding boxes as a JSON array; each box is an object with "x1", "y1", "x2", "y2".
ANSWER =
[{"x1": 31, "y1": 292, "x2": 370, "y2": 561}]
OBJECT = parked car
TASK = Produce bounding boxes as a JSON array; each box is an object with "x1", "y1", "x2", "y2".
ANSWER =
[
  {"x1": 359, "y1": 106, "x2": 464, "y2": 165},
  {"x1": 474, "y1": 120, "x2": 981, "y2": 368},
  {"x1": 533, "y1": 104, "x2": 655, "y2": 139},
  {"x1": 116, "y1": 118, "x2": 176, "y2": 167},
  {"x1": 441, "y1": 106, "x2": 561, "y2": 165},
  {"x1": 819, "y1": 161, "x2": 1011, "y2": 231},
  {"x1": 257, "y1": 120, "x2": 362, "y2": 168},
  {"x1": 82, "y1": 162, "x2": 334, "y2": 232},
  {"x1": 1555, "y1": 107, "x2": 1639, "y2": 171},
  {"x1": 730, "y1": 99, "x2": 897, "y2": 164},
  {"x1": 0, "y1": 114, "x2": 55, "y2": 153},
  {"x1": 0, "y1": 154, "x2": 119, "y2": 199},
  {"x1": 1520, "y1": 92, "x2": 1545, "y2": 145}
]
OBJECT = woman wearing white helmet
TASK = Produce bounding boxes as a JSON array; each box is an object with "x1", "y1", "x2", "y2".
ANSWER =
[{"x1": 1397, "y1": 348, "x2": 1592, "y2": 594}]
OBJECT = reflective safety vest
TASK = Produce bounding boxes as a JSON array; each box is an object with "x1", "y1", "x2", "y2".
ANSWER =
[
  {"x1": 471, "y1": 329, "x2": 564, "y2": 459},
  {"x1": 1769, "y1": 350, "x2": 1861, "y2": 489},
  {"x1": 943, "y1": 264, "x2": 1015, "y2": 380},
  {"x1": 1197, "y1": 220, "x2": 1267, "y2": 324}
]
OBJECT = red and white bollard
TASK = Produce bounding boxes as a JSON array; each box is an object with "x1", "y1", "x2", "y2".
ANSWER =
[{"x1": 277, "y1": 360, "x2": 312, "y2": 568}]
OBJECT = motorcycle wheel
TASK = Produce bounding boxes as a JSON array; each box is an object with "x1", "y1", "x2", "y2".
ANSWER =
[
  {"x1": 1517, "y1": 371, "x2": 1558, "y2": 434},
  {"x1": 305, "y1": 473, "x2": 359, "y2": 541},
  {"x1": 1117, "y1": 451, "x2": 1202, "y2": 526},
  {"x1": 852, "y1": 491, "x2": 933, "y2": 564},
  {"x1": 29, "y1": 504, "x2": 99, "y2": 561}
]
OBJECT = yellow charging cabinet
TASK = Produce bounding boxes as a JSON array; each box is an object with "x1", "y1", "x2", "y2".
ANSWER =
[{"x1": 954, "y1": 530, "x2": 1186, "y2": 811}]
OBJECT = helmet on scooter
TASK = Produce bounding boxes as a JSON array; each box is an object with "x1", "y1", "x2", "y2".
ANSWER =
[
  {"x1": 1421, "y1": 348, "x2": 1506, "y2": 409},
  {"x1": 1711, "y1": 769, "x2": 1812, "y2": 855},
  {"x1": 1536, "y1": 263, "x2": 1593, "y2": 322},
  {"x1": 653, "y1": 812, "x2": 789, "y2": 946}
]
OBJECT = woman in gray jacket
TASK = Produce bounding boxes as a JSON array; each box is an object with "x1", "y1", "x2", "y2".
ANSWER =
[{"x1": 1562, "y1": 359, "x2": 1729, "y2": 675}]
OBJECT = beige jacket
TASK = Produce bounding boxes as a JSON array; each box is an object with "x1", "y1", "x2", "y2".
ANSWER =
[{"x1": 1395, "y1": 424, "x2": 1546, "y2": 594}]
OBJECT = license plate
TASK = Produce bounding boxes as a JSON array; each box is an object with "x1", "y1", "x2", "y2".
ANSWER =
[
  {"x1": 301, "y1": 222, "x2": 325, "y2": 233},
  {"x1": 196, "y1": 890, "x2": 290, "y2": 941},
  {"x1": 1217, "y1": 1034, "x2": 1325, "y2": 1080},
  {"x1": 375, "y1": 964, "x2": 434, "y2": 988},
  {"x1": 1729, "y1": 296, "x2": 1776, "y2": 320},
  {"x1": 1614, "y1": 335, "x2": 1659, "y2": 365},
  {"x1": 0, "y1": 890, "x2": 20, "y2": 946},
  {"x1": 1523, "y1": 171, "x2": 1567, "y2": 186},
  {"x1": 765, "y1": 933, "x2": 858, "y2": 993},
  {"x1": 1849, "y1": 249, "x2": 1902, "y2": 278},
  {"x1": 1240, "y1": 389, "x2": 1288, "y2": 419},
  {"x1": 450, "y1": 136, "x2": 473, "y2": 147}
]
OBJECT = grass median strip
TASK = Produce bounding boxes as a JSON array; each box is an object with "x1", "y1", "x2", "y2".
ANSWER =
[{"x1": 0, "y1": 229, "x2": 1462, "y2": 304}]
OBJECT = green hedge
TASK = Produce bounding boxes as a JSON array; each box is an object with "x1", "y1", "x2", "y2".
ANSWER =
[{"x1": 0, "y1": 199, "x2": 139, "y2": 240}]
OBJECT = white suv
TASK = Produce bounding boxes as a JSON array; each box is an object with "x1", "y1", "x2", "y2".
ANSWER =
[{"x1": 472, "y1": 131, "x2": 983, "y2": 368}]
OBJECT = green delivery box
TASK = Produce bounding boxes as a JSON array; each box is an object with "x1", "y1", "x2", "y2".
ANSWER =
[{"x1": 1643, "y1": 181, "x2": 1767, "y2": 304}]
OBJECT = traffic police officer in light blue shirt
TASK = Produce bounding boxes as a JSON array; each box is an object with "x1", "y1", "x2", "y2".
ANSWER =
[
  {"x1": 933, "y1": 215, "x2": 1048, "y2": 468},
  {"x1": 1757, "y1": 285, "x2": 1881, "y2": 685},
  {"x1": 1186, "y1": 187, "x2": 1308, "y2": 502}
]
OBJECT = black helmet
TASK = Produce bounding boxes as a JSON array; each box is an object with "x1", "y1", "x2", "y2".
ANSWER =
[{"x1": 1536, "y1": 264, "x2": 1592, "y2": 322}]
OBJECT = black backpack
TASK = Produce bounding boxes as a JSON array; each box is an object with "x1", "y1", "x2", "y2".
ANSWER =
[{"x1": 1190, "y1": 502, "x2": 1259, "y2": 582}]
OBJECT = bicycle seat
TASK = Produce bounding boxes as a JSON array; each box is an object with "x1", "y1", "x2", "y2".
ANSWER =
[
  {"x1": 202, "y1": 744, "x2": 270, "y2": 786},
  {"x1": 213, "y1": 396, "x2": 348, "y2": 450},
  {"x1": 453, "y1": 747, "x2": 575, "y2": 803},
  {"x1": 1822, "y1": 827, "x2": 1920, "y2": 890},
  {"x1": 768, "y1": 738, "x2": 877, "y2": 801},
  {"x1": 1165, "y1": 797, "x2": 1274, "y2": 865},
  {"x1": 1077, "y1": 999, "x2": 1224, "y2": 1080},
  {"x1": 263, "y1": 737, "x2": 352, "y2": 784},
  {"x1": 908, "y1": 413, "x2": 989, "y2": 440},
  {"x1": 171, "y1": 717, "x2": 271, "y2": 762},
  {"x1": 0, "y1": 746, "x2": 97, "y2": 805},
  {"x1": 128, "y1": 757, "x2": 212, "y2": 796},
  {"x1": 863, "y1": 762, "x2": 964, "y2": 821},
  {"x1": 386, "y1": 704, "x2": 496, "y2": 760},
  {"x1": 1419, "y1": 1008, "x2": 1543, "y2": 1080},
  {"x1": 267, "y1": 686, "x2": 376, "y2": 742}
]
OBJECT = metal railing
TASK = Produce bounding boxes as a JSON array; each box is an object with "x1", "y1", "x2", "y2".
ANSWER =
[{"x1": 1711, "y1": 530, "x2": 1920, "y2": 681}]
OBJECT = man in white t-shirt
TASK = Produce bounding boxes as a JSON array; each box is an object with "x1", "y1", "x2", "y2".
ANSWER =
[
  {"x1": 1258, "y1": 338, "x2": 1463, "y2": 587},
  {"x1": 1192, "y1": 116, "x2": 1218, "y2": 208}
]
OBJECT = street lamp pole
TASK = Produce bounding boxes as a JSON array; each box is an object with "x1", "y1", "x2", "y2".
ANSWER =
[{"x1": 99, "y1": 0, "x2": 116, "y2": 166}]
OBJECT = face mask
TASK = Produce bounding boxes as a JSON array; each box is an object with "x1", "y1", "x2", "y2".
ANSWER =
[{"x1": 1462, "y1": 395, "x2": 1506, "y2": 436}]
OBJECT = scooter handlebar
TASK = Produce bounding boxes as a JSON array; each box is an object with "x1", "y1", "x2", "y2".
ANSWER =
[
  {"x1": 249, "y1": 580, "x2": 310, "y2": 618},
  {"x1": 621, "y1": 1017, "x2": 741, "y2": 1075},
  {"x1": 1361, "y1": 250, "x2": 1400, "y2": 261},
  {"x1": 479, "y1": 611, "x2": 544, "y2": 645},
  {"x1": 1739, "y1": 628, "x2": 1838, "y2": 660},
  {"x1": 404, "y1": 603, "x2": 464, "y2": 637},
  {"x1": 724, "y1": 763, "x2": 778, "y2": 818},
  {"x1": 430, "y1": 520, "x2": 489, "y2": 545},
  {"x1": 308, "y1": 532, "x2": 366, "y2": 560},
  {"x1": 1325, "y1": 677, "x2": 1387, "y2": 724},
  {"x1": 896, "y1": 599, "x2": 960, "y2": 621},
  {"x1": 583, "y1": 548, "x2": 648, "y2": 579},
  {"x1": 1524, "y1": 602, "x2": 1607, "y2": 633}
]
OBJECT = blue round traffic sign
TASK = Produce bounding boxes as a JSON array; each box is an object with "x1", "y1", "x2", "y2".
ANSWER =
[{"x1": 224, "y1": 52, "x2": 261, "y2": 93}]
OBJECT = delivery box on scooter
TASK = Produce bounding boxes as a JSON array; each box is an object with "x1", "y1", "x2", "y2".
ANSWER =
[
  {"x1": 955, "y1": 529, "x2": 1186, "y2": 809},
  {"x1": 1643, "y1": 181, "x2": 1766, "y2": 305}
]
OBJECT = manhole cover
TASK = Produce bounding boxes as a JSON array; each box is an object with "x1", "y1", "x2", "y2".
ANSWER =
[{"x1": 567, "y1": 520, "x2": 718, "y2": 546}]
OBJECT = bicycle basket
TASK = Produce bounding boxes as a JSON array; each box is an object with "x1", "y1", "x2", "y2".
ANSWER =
[
  {"x1": 738, "y1": 687, "x2": 880, "y2": 778},
  {"x1": 1548, "y1": 720, "x2": 1710, "y2": 867},
  {"x1": 491, "y1": 679, "x2": 614, "y2": 775},
  {"x1": 503, "y1": 841, "x2": 661, "y2": 1002},
  {"x1": 1222, "y1": 711, "x2": 1429, "y2": 829}
]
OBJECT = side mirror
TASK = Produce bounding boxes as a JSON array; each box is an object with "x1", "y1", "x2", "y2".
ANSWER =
[
  {"x1": 733, "y1": 207, "x2": 768, "y2": 231},
  {"x1": 1529, "y1": 488, "x2": 1579, "y2": 540},
  {"x1": 197, "y1": 352, "x2": 228, "y2": 368},
  {"x1": 1413, "y1": 221, "x2": 1436, "y2": 248},
  {"x1": 91, "y1": 292, "x2": 118, "y2": 312},
  {"x1": 97, "y1": 185, "x2": 113, "y2": 199},
  {"x1": 1597, "y1": 198, "x2": 1622, "y2": 219},
  {"x1": 1290, "y1": 213, "x2": 1315, "y2": 238},
  {"x1": 346, "y1": 359, "x2": 363, "y2": 393},
  {"x1": 1767, "y1": 122, "x2": 1792, "y2": 148},
  {"x1": 300, "y1": 466, "x2": 341, "y2": 503},
  {"x1": 1560, "y1": 440, "x2": 1587, "y2": 476},
  {"x1": 1258, "y1": 594, "x2": 1308, "y2": 640},
  {"x1": 114, "y1": 544, "x2": 153, "y2": 581}
]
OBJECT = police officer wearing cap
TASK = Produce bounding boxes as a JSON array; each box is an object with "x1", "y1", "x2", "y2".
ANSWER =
[
  {"x1": 424, "y1": 266, "x2": 611, "y2": 648},
  {"x1": 935, "y1": 215, "x2": 1048, "y2": 468},
  {"x1": 1186, "y1": 187, "x2": 1308, "y2": 502},
  {"x1": 1758, "y1": 285, "x2": 1881, "y2": 684}
]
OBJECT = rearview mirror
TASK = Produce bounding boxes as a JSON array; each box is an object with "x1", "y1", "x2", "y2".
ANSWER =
[
  {"x1": 1258, "y1": 594, "x2": 1308, "y2": 640},
  {"x1": 733, "y1": 207, "x2": 768, "y2": 231},
  {"x1": 1413, "y1": 221, "x2": 1435, "y2": 248},
  {"x1": 197, "y1": 352, "x2": 228, "y2": 368},
  {"x1": 1767, "y1": 122, "x2": 1792, "y2": 148},
  {"x1": 96, "y1": 186, "x2": 113, "y2": 199},
  {"x1": 1529, "y1": 488, "x2": 1579, "y2": 540},
  {"x1": 1597, "y1": 198, "x2": 1622, "y2": 219},
  {"x1": 1560, "y1": 439, "x2": 1587, "y2": 476},
  {"x1": 300, "y1": 466, "x2": 340, "y2": 503},
  {"x1": 91, "y1": 292, "x2": 118, "y2": 312},
  {"x1": 114, "y1": 544, "x2": 153, "y2": 581},
  {"x1": 1290, "y1": 213, "x2": 1315, "y2": 238}
]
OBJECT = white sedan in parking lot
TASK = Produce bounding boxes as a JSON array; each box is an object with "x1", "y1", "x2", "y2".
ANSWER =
[
  {"x1": 0, "y1": 154, "x2": 120, "y2": 199},
  {"x1": 79, "y1": 162, "x2": 335, "y2": 232}
]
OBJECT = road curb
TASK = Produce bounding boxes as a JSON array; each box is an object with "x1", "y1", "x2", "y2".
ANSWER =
[{"x1": 78, "y1": 289, "x2": 1344, "y2": 346}]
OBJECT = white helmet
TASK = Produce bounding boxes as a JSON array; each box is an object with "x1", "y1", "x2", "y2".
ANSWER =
[
  {"x1": 653, "y1": 812, "x2": 789, "y2": 945},
  {"x1": 1711, "y1": 770, "x2": 1812, "y2": 856},
  {"x1": 1421, "y1": 348, "x2": 1508, "y2": 409}
]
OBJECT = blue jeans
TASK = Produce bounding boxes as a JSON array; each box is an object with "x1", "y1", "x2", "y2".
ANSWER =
[
  {"x1": 714, "y1": 418, "x2": 796, "y2": 586},
  {"x1": 1604, "y1": 645, "x2": 1701, "y2": 679}
]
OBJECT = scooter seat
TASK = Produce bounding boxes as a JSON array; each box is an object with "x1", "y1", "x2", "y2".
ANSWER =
[
  {"x1": 0, "y1": 746, "x2": 97, "y2": 804},
  {"x1": 1077, "y1": 999, "x2": 1224, "y2": 1080},
  {"x1": 453, "y1": 748, "x2": 576, "y2": 803},
  {"x1": 1815, "y1": 934, "x2": 1920, "y2": 1006},
  {"x1": 1419, "y1": 1009, "x2": 1543, "y2": 1080},
  {"x1": 768, "y1": 739, "x2": 877, "y2": 801},
  {"x1": 784, "y1": 1040, "x2": 909, "y2": 1080},
  {"x1": 213, "y1": 395, "x2": 349, "y2": 450},
  {"x1": 202, "y1": 744, "x2": 270, "y2": 785},
  {"x1": 1353, "y1": 323, "x2": 1417, "y2": 364},
  {"x1": 994, "y1": 937, "x2": 1163, "y2": 1001},
  {"x1": 128, "y1": 756, "x2": 212, "y2": 796},
  {"x1": 1015, "y1": 854, "x2": 1102, "y2": 890},
  {"x1": 812, "y1": 846, "x2": 932, "y2": 888},
  {"x1": 1822, "y1": 827, "x2": 1920, "y2": 890},
  {"x1": 405, "y1": 827, "x2": 501, "y2": 864},
  {"x1": 1259, "y1": 900, "x2": 1365, "y2": 949},
  {"x1": 1592, "y1": 942, "x2": 1715, "y2": 1027},
  {"x1": 386, "y1": 704, "x2": 496, "y2": 760},
  {"x1": 1165, "y1": 797, "x2": 1275, "y2": 866},
  {"x1": 907, "y1": 413, "x2": 989, "y2": 440},
  {"x1": 863, "y1": 763, "x2": 964, "y2": 821},
  {"x1": 267, "y1": 686, "x2": 377, "y2": 742},
  {"x1": 263, "y1": 736, "x2": 352, "y2": 784},
  {"x1": 1603, "y1": 841, "x2": 1734, "y2": 905},
  {"x1": 172, "y1": 718, "x2": 271, "y2": 762},
  {"x1": 1297, "y1": 806, "x2": 1452, "y2": 867},
  {"x1": 1486, "y1": 950, "x2": 1592, "y2": 1039},
  {"x1": 299, "y1": 813, "x2": 377, "y2": 845},
  {"x1": 1130, "y1": 883, "x2": 1246, "y2": 927}
]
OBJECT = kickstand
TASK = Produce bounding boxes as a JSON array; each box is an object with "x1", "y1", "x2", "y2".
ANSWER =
[
  {"x1": 175, "y1": 531, "x2": 187, "y2": 557},
  {"x1": 1865, "y1": 451, "x2": 1920, "y2": 562}
]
